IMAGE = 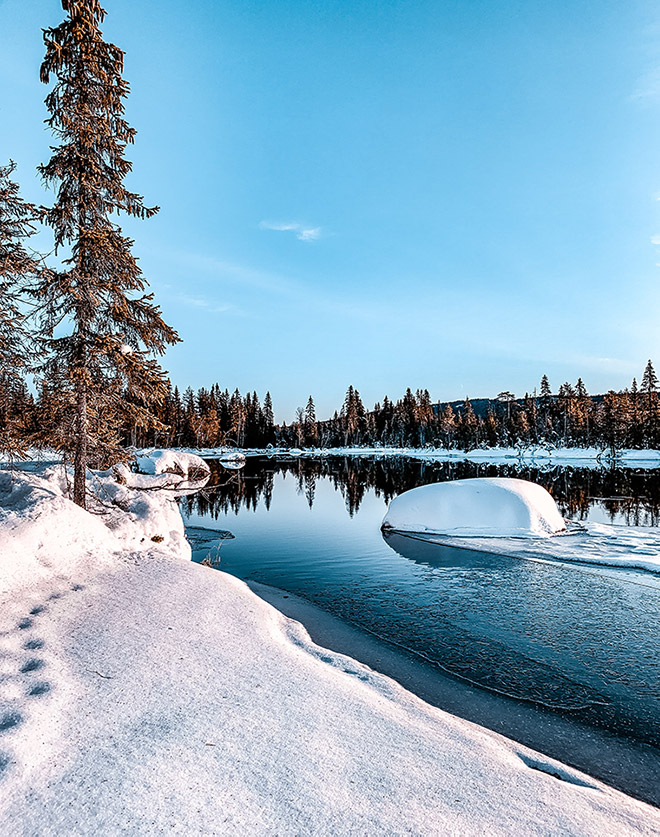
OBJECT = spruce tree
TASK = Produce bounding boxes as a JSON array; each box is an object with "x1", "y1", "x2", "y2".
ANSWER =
[
  {"x1": 35, "y1": 1, "x2": 179, "y2": 506},
  {"x1": 304, "y1": 395, "x2": 318, "y2": 446},
  {"x1": 262, "y1": 392, "x2": 275, "y2": 445},
  {"x1": 641, "y1": 360, "x2": 658, "y2": 403},
  {"x1": 0, "y1": 163, "x2": 42, "y2": 456},
  {"x1": 640, "y1": 360, "x2": 659, "y2": 445},
  {"x1": 540, "y1": 375, "x2": 551, "y2": 398}
]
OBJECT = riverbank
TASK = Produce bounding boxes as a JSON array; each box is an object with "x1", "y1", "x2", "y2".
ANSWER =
[
  {"x1": 1, "y1": 467, "x2": 659, "y2": 834},
  {"x1": 154, "y1": 443, "x2": 660, "y2": 469},
  {"x1": 250, "y1": 580, "x2": 660, "y2": 808}
]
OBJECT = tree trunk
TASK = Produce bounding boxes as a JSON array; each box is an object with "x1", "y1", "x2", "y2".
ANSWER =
[{"x1": 73, "y1": 384, "x2": 87, "y2": 508}]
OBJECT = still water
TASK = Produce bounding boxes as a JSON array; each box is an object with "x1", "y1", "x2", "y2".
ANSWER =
[{"x1": 181, "y1": 456, "x2": 660, "y2": 751}]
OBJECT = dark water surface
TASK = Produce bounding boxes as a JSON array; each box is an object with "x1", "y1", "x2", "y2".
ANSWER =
[{"x1": 181, "y1": 456, "x2": 660, "y2": 799}]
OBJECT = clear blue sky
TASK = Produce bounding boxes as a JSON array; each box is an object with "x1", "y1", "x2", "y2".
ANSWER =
[{"x1": 2, "y1": 0, "x2": 660, "y2": 421}]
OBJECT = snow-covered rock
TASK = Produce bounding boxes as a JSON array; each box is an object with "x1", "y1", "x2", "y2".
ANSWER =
[
  {"x1": 219, "y1": 459, "x2": 245, "y2": 470},
  {"x1": 382, "y1": 477, "x2": 566, "y2": 538},
  {"x1": 218, "y1": 450, "x2": 246, "y2": 462},
  {"x1": 134, "y1": 449, "x2": 210, "y2": 480}
]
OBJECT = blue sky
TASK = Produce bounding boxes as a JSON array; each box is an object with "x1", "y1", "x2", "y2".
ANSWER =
[{"x1": 2, "y1": 0, "x2": 660, "y2": 421}]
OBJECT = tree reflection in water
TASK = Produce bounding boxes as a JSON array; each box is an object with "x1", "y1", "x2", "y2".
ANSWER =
[{"x1": 181, "y1": 456, "x2": 660, "y2": 527}]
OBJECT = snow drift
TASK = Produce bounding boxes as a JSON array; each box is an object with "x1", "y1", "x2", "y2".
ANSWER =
[
  {"x1": 382, "y1": 477, "x2": 566, "y2": 538},
  {"x1": 0, "y1": 466, "x2": 190, "y2": 596},
  {"x1": 133, "y1": 449, "x2": 210, "y2": 480}
]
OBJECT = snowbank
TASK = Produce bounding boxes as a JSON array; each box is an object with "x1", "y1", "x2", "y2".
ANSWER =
[
  {"x1": 226, "y1": 444, "x2": 660, "y2": 467},
  {"x1": 134, "y1": 449, "x2": 210, "y2": 480},
  {"x1": 0, "y1": 467, "x2": 189, "y2": 596},
  {"x1": 383, "y1": 478, "x2": 566, "y2": 538}
]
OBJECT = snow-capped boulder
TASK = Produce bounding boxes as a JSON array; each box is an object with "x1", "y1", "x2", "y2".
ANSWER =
[
  {"x1": 134, "y1": 450, "x2": 210, "y2": 480},
  {"x1": 382, "y1": 477, "x2": 566, "y2": 538},
  {"x1": 218, "y1": 451, "x2": 246, "y2": 462}
]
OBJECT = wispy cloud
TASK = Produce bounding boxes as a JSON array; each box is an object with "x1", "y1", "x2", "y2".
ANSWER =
[
  {"x1": 259, "y1": 220, "x2": 323, "y2": 242},
  {"x1": 259, "y1": 221, "x2": 299, "y2": 232},
  {"x1": 651, "y1": 234, "x2": 660, "y2": 245},
  {"x1": 297, "y1": 227, "x2": 321, "y2": 242},
  {"x1": 177, "y1": 294, "x2": 234, "y2": 315}
]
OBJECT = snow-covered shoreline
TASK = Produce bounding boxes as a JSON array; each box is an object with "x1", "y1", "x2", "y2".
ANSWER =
[
  {"x1": 13, "y1": 443, "x2": 660, "y2": 469},
  {"x1": 1, "y1": 466, "x2": 659, "y2": 833},
  {"x1": 143, "y1": 443, "x2": 660, "y2": 469},
  {"x1": 250, "y1": 578, "x2": 660, "y2": 809}
]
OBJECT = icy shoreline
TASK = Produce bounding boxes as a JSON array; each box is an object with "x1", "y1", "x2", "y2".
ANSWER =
[
  {"x1": 1, "y1": 468, "x2": 659, "y2": 833},
  {"x1": 140, "y1": 443, "x2": 660, "y2": 469},
  {"x1": 17, "y1": 443, "x2": 660, "y2": 469},
  {"x1": 250, "y1": 579, "x2": 660, "y2": 809}
]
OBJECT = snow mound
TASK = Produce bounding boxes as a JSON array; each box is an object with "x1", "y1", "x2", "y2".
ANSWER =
[
  {"x1": 218, "y1": 450, "x2": 246, "y2": 462},
  {"x1": 134, "y1": 449, "x2": 210, "y2": 480},
  {"x1": 0, "y1": 467, "x2": 191, "y2": 596},
  {"x1": 382, "y1": 478, "x2": 566, "y2": 538}
]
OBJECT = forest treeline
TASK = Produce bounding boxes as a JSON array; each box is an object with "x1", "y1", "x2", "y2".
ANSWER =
[{"x1": 4, "y1": 365, "x2": 660, "y2": 453}]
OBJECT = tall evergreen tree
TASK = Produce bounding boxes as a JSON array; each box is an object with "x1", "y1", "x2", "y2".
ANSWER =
[
  {"x1": 0, "y1": 163, "x2": 41, "y2": 456},
  {"x1": 640, "y1": 360, "x2": 659, "y2": 446},
  {"x1": 304, "y1": 395, "x2": 318, "y2": 446},
  {"x1": 262, "y1": 391, "x2": 275, "y2": 445},
  {"x1": 35, "y1": 0, "x2": 179, "y2": 506},
  {"x1": 641, "y1": 360, "x2": 658, "y2": 407}
]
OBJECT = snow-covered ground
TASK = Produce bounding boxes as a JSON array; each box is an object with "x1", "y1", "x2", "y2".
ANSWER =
[
  {"x1": 306, "y1": 444, "x2": 660, "y2": 466},
  {"x1": 14, "y1": 443, "x2": 660, "y2": 468},
  {"x1": 1, "y1": 465, "x2": 659, "y2": 833}
]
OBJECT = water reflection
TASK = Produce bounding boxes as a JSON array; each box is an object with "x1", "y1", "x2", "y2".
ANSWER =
[
  {"x1": 182, "y1": 455, "x2": 660, "y2": 526},
  {"x1": 382, "y1": 530, "x2": 495, "y2": 570}
]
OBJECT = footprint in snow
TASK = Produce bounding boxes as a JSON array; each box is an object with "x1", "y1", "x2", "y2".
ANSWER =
[
  {"x1": 20, "y1": 659, "x2": 45, "y2": 674},
  {"x1": 0, "y1": 712, "x2": 22, "y2": 733},
  {"x1": 27, "y1": 682, "x2": 51, "y2": 697},
  {"x1": 24, "y1": 638, "x2": 44, "y2": 651}
]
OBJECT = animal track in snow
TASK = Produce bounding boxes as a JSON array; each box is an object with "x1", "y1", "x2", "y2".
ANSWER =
[
  {"x1": 20, "y1": 659, "x2": 45, "y2": 674},
  {"x1": 28, "y1": 682, "x2": 51, "y2": 697},
  {"x1": 0, "y1": 712, "x2": 22, "y2": 733}
]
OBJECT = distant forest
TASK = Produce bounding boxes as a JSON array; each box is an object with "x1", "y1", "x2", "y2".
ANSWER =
[{"x1": 4, "y1": 364, "x2": 660, "y2": 454}]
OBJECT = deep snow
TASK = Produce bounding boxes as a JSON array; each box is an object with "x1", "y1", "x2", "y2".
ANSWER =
[{"x1": 0, "y1": 465, "x2": 659, "y2": 834}]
